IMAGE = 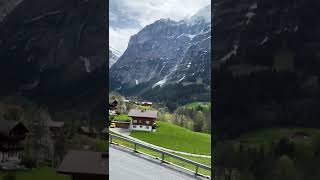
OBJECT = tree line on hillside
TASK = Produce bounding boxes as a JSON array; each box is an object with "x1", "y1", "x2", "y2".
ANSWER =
[
  {"x1": 213, "y1": 66, "x2": 320, "y2": 140},
  {"x1": 158, "y1": 104, "x2": 211, "y2": 133},
  {"x1": 214, "y1": 135, "x2": 320, "y2": 180},
  {"x1": 0, "y1": 97, "x2": 107, "y2": 169}
]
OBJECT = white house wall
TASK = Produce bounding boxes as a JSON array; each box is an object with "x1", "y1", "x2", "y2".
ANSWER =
[{"x1": 130, "y1": 125, "x2": 152, "y2": 132}]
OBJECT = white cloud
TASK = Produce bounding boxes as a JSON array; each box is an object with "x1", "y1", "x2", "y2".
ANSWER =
[
  {"x1": 109, "y1": 27, "x2": 140, "y2": 52},
  {"x1": 109, "y1": 0, "x2": 210, "y2": 52}
]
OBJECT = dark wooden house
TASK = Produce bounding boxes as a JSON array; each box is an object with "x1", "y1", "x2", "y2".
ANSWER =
[
  {"x1": 0, "y1": 119, "x2": 29, "y2": 162},
  {"x1": 108, "y1": 100, "x2": 118, "y2": 110},
  {"x1": 128, "y1": 109, "x2": 157, "y2": 132},
  {"x1": 57, "y1": 150, "x2": 108, "y2": 180}
]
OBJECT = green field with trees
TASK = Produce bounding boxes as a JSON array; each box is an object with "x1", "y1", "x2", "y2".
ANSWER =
[
  {"x1": 214, "y1": 128, "x2": 320, "y2": 180},
  {"x1": 130, "y1": 121, "x2": 211, "y2": 155},
  {"x1": 0, "y1": 167, "x2": 70, "y2": 180}
]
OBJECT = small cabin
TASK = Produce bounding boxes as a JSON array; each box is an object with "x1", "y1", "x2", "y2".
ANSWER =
[
  {"x1": 57, "y1": 150, "x2": 108, "y2": 180},
  {"x1": 141, "y1": 101, "x2": 153, "y2": 106},
  {"x1": 78, "y1": 126, "x2": 98, "y2": 138},
  {"x1": 0, "y1": 119, "x2": 29, "y2": 162},
  {"x1": 109, "y1": 110, "x2": 117, "y2": 116},
  {"x1": 47, "y1": 120, "x2": 64, "y2": 136},
  {"x1": 128, "y1": 109, "x2": 157, "y2": 132},
  {"x1": 290, "y1": 132, "x2": 310, "y2": 141},
  {"x1": 108, "y1": 100, "x2": 118, "y2": 110}
]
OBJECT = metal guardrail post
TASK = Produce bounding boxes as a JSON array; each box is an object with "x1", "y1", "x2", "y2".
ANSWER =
[
  {"x1": 110, "y1": 135, "x2": 113, "y2": 143},
  {"x1": 161, "y1": 153, "x2": 165, "y2": 162},
  {"x1": 195, "y1": 166, "x2": 199, "y2": 175},
  {"x1": 134, "y1": 143, "x2": 137, "y2": 152}
]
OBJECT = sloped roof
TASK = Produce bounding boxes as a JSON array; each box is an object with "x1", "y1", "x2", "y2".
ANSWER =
[
  {"x1": 128, "y1": 109, "x2": 157, "y2": 119},
  {"x1": 57, "y1": 150, "x2": 108, "y2": 175},
  {"x1": 0, "y1": 119, "x2": 28, "y2": 135},
  {"x1": 47, "y1": 120, "x2": 64, "y2": 128},
  {"x1": 79, "y1": 126, "x2": 98, "y2": 134}
]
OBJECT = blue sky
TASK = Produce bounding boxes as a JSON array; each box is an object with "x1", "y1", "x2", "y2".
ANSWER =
[{"x1": 109, "y1": 0, "x2": 210, "y2": 53}]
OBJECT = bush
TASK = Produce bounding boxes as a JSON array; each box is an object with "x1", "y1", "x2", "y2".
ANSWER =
[
  {"x1": 3, "y1": 172, "x2": 16, "y2": 180},
  {"x1": 20, "y1": 155, "x2": 37, "y2": 168}
]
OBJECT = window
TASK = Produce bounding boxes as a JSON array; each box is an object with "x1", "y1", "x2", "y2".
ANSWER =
[
  {"x1": 140, "y1": 125, "x2": 143, "y2": 128},
  {"x1": 146, "y1": 121, "x2": 150, "y2": 124},
  {"x1": 133, "y1": 120, "x2": 137, "y2": 123},
  {"x1": 145, "y1": 126, "x2": 149, "y2": 129},
  {"x1": 133, "y1": 125, "x2": 136, "y2": 128}
]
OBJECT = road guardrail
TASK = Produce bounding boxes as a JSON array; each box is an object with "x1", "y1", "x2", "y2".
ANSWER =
[{"x1": 109, "y1": 133, "x2": 211, "y2": 178}]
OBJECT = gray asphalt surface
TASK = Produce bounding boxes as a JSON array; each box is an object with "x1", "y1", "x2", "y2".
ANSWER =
[{"x1": 109, "y1": 145, "x2": 208, "y2": 180}]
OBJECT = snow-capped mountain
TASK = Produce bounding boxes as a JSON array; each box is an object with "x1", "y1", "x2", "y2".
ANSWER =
[
  {"x1": 0, "y1": 0, "x2": 107, "y2": 122},
  {"x1": 109, "y1": 46, "x2": 122, "y2": 68},
  {"x1": 213, "y1": 0, "x2": 320, "y2": 139},
  {"x1": 110, "y1": 5, "x2": 211, "y2": 102}
]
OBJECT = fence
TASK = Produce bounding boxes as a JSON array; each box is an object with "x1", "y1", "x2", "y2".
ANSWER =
[{"x1": 109, "y1": 133, "x2": 211, "y2": 178}]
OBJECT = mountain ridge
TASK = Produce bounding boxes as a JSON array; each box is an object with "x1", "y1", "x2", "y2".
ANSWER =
[{"x1": 110, "y1": 5, "x2": 211, "y2": 106}]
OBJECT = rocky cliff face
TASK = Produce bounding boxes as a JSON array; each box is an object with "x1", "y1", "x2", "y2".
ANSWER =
[
  {"x1": 0, "y1": 0, "x2": 107, "y2": 122},
  {"x1": 110, "y1": 5, "x2": 211, "y2": 104},
  {"x1": 0, "y1": 0, "x2": 23, "y2": 22},
  {"x1": 109, "y1": 46, "x2": 121, "y2": 68},
  {"x1": 213, "y1": 0, "x2": 320, "y2": 140}
]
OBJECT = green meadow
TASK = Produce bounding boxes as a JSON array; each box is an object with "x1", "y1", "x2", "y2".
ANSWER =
[
  {"x1": 0, "y1": 167, "x2": 70, "y2": 180},
  {"x1": 130, "y1": 121, "x2": 211, "y2": 155}
]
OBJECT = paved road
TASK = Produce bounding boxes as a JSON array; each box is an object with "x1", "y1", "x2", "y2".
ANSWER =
[
  {"x1": 110, "y1": 128, "x2": 211, "y2": 158},
  {"x1": 109, "y1": 145, "x2": 208, "y2": 180}
]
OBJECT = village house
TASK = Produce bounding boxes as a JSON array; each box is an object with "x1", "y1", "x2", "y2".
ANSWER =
[
  {"x1": 141, "y1": 101, "x2": 153, "y2": 106},
  {"x1": 109, "y1": 109, "x2": 117, "y2": 116},
  {"x1": 108, "y1": 100, "x2": 118, "y2": 110},
  {"x1": 57, "y1": 150, "x2": 108, "y2": 180},
  {"x1": 0, "y1": 119, "x2": 29, "y2": 162},
  {"x1": 128, "y1": 109, "x2": 157, "y2": 132},
  {"x1": 46, "y1": 120, "x2": 64, "y2": 137}
]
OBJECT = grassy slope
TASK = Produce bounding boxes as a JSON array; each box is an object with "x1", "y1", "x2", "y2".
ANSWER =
[
  {"x1": 238, "y1": 127, "x2": 320, "y2": 144},
  {"x1": 112, "y1": 114, "x2": 132, "y2": 121},
  {"x1": 130, "y1": 121, "x2": 211, "y2": 155},
  {"x1": 232, "y1": 127, "x2": 320, "y2": 154},
  {"x1": 0, "y1": 167, "x2": 70, "y2": 180},
  {"x1": 183, "y1": 102, "x2": 211, "y2": 111}
]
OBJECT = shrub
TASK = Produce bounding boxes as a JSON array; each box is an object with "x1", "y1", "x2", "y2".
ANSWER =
[{"x1": 3, "y1": 172, "x2": 16, "y2": 180}]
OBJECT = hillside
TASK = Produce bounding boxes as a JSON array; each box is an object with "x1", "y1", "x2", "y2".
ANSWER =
[
  {"x1": 213, "y1": 0, "x2": 320, "y2": 140},
  {"x1": 0, "y1": 0, "x2": 107, "y2": 124},
  {"x1": 130, "y1": 121, "x2": 211, "y2": 155}
]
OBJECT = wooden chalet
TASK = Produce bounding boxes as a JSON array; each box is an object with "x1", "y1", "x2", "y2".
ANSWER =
[
  {"x1": 108, "y1": 100, "x2": 118, "y2": 110},
  {"x1": 47, "y1": 120, "x2": 64, "y2": 136},
  {"x1": 57, "y1": 150, "x2": 108, "y2": 180},
  {"x1": 128, "y1": 109, "x2": 157, "y2": 132},
  {"x1": 0, "y1": 119, "x2": 29, "y2": 162}
]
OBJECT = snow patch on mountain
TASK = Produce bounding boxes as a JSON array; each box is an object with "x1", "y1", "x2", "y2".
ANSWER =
[
  {"x1": 187, "y1": 5, "x2": 211, "y2": 25},
  {"x1": 80, "y1": 56, "x2": 91, "y2": 73}
]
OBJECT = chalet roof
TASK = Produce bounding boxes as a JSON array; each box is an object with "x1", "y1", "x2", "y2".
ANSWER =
[
  {"x1": 57, "y1": 150, "x2": 108, "y2": 175},
  {"x1": 79, "y1": 126, "x2": 98, "y2": 134},
  {"x1": 128, "y1": 109, "x2": 157, "y2": 119},
  {"x1": 47, "y1": 120, "x2": 64, "y2": 128},
  {"x1": 0, "y1": 119, "x2": 28, "y2": 135}
]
